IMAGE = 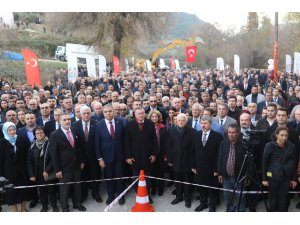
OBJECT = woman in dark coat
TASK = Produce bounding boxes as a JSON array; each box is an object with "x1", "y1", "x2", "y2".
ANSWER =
[
  {"x1": 262, "y1": 126, "x2": 298, "y2": 212},
  {"x1": 148, "y1": 110, "x2": 168, "y2": 196},
  {"x1": 27, "y1": 126, "x2": 58, "y2": 212},
  {"x1": 0, "y1": 122, "x2": 30, "y2": 212}
]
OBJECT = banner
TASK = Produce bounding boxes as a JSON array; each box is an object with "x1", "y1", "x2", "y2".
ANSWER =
[
  {"x1": 216, "y1": 57, "x2": 224, "y2": 70},
  {"x1": 175, "y1": 59, "x2": 180, "y2": 70},
  {"x1": 86, "y1": 55, "x2": 96, "y2": 77},
  {"x1": 98, "y1": 55, "x2": 106, "y2": 78},
  {"x1": 273, "y1": 42, "x2": 278, "y2": 83},
  {"x1": 146, "y1": 60, "x2": 152, "y2": 71},
  {"x1": 170, "y1": 57, "x2": 175, "y2": 69},
  {"x1": 186, "y1": 46, "x2": 197, "y2": 63},
  {"x1": 294, "y1": 52, "x2": 300, "y2": 74},
  {"x1": 159, "y1": 59, "x2": 165, "y2": 69},
  {"x1": 67, "y1": 54, "x2": 78, "y2": 82},
  {"x1": 234, "y1": 55, "x2": 240, "y2": 74},
  {"x1": 21, "y1": 49, "x2": 41, "y2": 85},
  {"x1": 113, "y1": 56, "x2": 120, "y2": 73},
  {"x1": 286, "y1": 54, "x2": 292, "y2": 73}
]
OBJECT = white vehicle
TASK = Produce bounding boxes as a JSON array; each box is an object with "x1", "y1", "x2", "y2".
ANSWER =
[{"x1": 55, "y1": 46, "x2": 67, "y2": 61}]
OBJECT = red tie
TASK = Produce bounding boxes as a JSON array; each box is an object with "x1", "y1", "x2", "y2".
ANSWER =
[
  {"x1": 109, "y1": 121, "x2": 115, "y2": 139},
  {"x1": 66, "y1": 130, "x2": 74, "y2": 148}
]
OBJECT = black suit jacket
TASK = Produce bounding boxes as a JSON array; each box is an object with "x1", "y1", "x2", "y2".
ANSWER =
[
  {"x1": 44, "y1": 120, "x2": 57, "y2": 137},
  {"x1": 48, "y1": 128, "x2": 83, "y2": 174},
  {"x1": 239, "y1": 83, "x2": 252, "y2": 96},
  {"x1": 74, "y1": 119, "x2": 97, "y2": 165},
  {"x1": 192, "y1": 130, "x2": 223, "y2": 185},
  {"x1": 124, "y1": 119, "x2": 158, "y2": 171}
]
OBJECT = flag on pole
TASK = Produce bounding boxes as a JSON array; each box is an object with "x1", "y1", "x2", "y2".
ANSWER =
[
  {"x1": 186, "y1": 46, "x2": 197, "y2": 63},
  {"x1": 273, "y1": 42, "x2": 278, "y2": 83},
  {"x1": 113, "y1": 56, "x2": 120, "y2": 73},
  {"x1": 21, "y1": 49, "x2": 41, "y2": 85},
  {"x1": 286, "y1": 55, "x2": 291, "y2": 73},
  {"x1": 170, "y1": 57, "x2": 175, "y2": 69}
]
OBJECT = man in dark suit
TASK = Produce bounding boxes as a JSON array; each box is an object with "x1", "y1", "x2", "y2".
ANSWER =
[
  {"x1": 257, "y1": 91, "x2": 272, "y2": 115},
  {"x1": 17, "y1": 110, "x2": 37, "y2": 145},
  {"x1": 36, "y1": 103, "x2": 54, "y2": 126},
  {"x1": 74, "y1": 105, "x2": 102, "y2": 204},
  {"x1": 145, "y1": 95, "x2": 167, "y2": 124},
  {"x1": 247, "y1": 103, "x2": 261, "y2": 127},
  {"x1": 95, "y1": 104, "x2": 126, "y2": 205},
  {"x1": 272, "y1": 88, "x2": 286, "y2": 107},
  {"x1": 45, "y1": 108, "x2": 62, "y2": 137},
  {"x1": 17, "y1": 110, "x2": 39, "y2": 208},
  {"x1": 239, "y1": 77, "x2": 252, "y2": 96},
  {"x1": 48, "y1": 113, "x2": 86, "y2": 212},
  {"x1": 124, "y1": 107, "x2": 158, "y2": 203},
  {"x1": 191, "y1": 116, "x2": 223, "y2": 212}
]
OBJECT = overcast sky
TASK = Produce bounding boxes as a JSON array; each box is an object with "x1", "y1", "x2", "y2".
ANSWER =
[{"x1": 193, "y1": 12, "x2": 286, "y2": 32}]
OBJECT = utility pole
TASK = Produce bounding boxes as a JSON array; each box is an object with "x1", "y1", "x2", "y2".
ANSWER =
[{"x1": 273, "y1": 12, "x2": 278, "y2": 83}]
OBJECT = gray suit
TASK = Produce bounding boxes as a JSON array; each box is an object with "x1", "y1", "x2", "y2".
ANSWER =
[
  {"x1": 245, "y1": 93, "x2": 265, "y2": 106},
  {"x1": 213, "y1": 116, "x2": 237, "y2": 133}
]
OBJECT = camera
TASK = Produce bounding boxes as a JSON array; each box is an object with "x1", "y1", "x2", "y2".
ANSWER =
[
  {"x1": 242, "y1": 129, "x2": 266, "y2": 146},
  {"x1": 0, "y1": 177, "x2": 14, "y2": 194}
]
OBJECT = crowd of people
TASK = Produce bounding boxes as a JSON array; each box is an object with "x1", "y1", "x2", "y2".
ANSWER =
[{"x1": 0, "y1": 66, "x2": 300, "y2": 212}]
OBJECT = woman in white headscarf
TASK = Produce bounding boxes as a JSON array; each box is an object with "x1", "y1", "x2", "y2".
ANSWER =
[{"x1": 0, "y1": 122, "x2": 30, "y2": 212}]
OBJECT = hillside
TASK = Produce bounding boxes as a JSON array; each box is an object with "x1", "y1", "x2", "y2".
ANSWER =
[{"x1": 166, "y1": 12, "x2": 205, "y2": 40}]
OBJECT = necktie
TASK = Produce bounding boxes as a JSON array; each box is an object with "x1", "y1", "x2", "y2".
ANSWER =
[
  {"x1": 193, "y1": 119, "x2": 198, "y2": 130},
  {"x1": 137, "y1": 122, "x2": 144, "y2": 131},
  {"x1": 202, "y1": 132, "x2": 207, "y2": 146},
  {"x1": 109, "y1": 121, "x2": 115, "y2": 139},
  {"x1": 84, "y1": 123, "x2": 89, "y2": 141},
  {"x1": 220, "y1": 119, "x2": 223, "y2": 126},
  {"x1": 66, "y1": 130, "x2": 74, "y2": 148}
]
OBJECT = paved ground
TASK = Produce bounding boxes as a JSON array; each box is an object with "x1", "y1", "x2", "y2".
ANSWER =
[{"x1": 1, "y1": 179, "x2": 300, "y2": 212}]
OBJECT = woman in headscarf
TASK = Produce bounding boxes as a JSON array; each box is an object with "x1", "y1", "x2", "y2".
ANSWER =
[
  {"x1": 0, "y1": 122, "x2": 30, "y2": 212},
  {"x1": 27, "y1": 126, "x2": 58, "y2": 212}
]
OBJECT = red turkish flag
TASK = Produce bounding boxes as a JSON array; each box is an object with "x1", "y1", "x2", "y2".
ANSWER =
[
  {"x1": 170, "y1": 57, "x2": 175, "y2": 69},
  {"x1": 113, "y1": 56, "x2": 120, "y2": 73},
  {"x1": 21, "y1": 49, "x2": 41, "y2": 85},
  {"x1": 186, "y1": 46, "x2": 197, "y2": 63}
]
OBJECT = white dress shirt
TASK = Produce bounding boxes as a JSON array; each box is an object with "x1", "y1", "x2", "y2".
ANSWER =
[
  {"x1": 82, "y1": 120, "x2": 90, "y2": 132},
  {"x1": 105, "y1": 119, "x2": 115, "y2": 135}
]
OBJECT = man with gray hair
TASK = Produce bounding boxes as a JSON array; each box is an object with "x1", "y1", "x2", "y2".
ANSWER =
[
  {"x1": 191, "y1": 115, "x2": 223, "y2": 212},
  {"x1": 167, "y1": 113, "x2": 194, "y2": 208},
  {"x1": 74, "y1": 105, "x2": 102, "y2": 203}
]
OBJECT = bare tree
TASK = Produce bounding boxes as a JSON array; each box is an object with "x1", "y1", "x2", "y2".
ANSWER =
[{"x1": 46, "y1": 12, "x2": 172, "y2": 58}]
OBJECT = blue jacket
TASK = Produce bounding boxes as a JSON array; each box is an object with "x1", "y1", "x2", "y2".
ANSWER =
[{"x1": 95, "y1": 117, "x2": 125, "y2": 163}]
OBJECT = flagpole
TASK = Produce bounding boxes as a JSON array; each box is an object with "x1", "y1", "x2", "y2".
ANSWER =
[{"x1": 273, "y1": 12, "x2": 279, "y2": 83}]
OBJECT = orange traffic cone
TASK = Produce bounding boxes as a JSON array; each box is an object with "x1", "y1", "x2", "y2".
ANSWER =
[{"x1": 131, "y1": 170, "x2": 155, "y2": 212}]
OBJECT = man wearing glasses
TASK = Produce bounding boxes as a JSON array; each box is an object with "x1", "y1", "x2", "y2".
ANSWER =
[
  {"x1": 145, "y1": 94, "x2": 167, "y2": 124},
  {"x1": 37, "y1": 103, "x2": 54, "y2": 126}
]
